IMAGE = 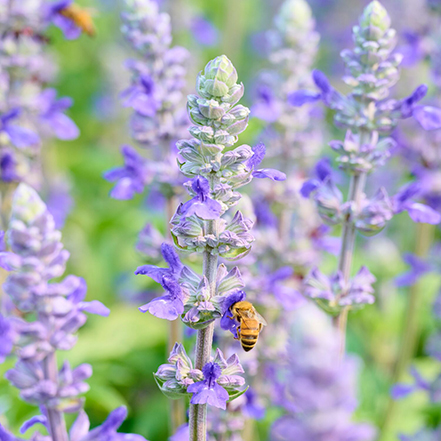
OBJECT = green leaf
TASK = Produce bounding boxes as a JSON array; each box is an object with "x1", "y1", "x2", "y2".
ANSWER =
[
  {"x1": 153, "y1": 375, "x2": 188, "y2": 400},
  {"x1": 171, "y1": 231, "x2": 190, "y2": 252},
  {"x1": 227, "y1": 386, "x2": 249, "y2": 402},
  {"x1": 220, "y1": 246, "x2": 251, "y2": 261}
]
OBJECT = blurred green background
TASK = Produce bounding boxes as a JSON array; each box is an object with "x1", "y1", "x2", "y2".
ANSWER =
[{"x1": 1, "y1": 0, "x2": 441, "y2": 440}]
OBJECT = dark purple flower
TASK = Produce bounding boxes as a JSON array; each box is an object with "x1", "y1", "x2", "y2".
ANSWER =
[
  {"x1": 187, "y1": 362, "x2": 229, "y2": 410},
  {"x1": 104, "y1": 145, "x2": 151, "y2": 200},
  {"x1": 220, "y1": 290, "x2": 246, "y2": 336},
  {"x1": 0, "y1": 151, "x2": 18, "y2": 182},
  {"x1": 393, "y1": 85, "x2": 441, "y2": 130},
  {"x1": 288, "y1": 70, "x2": 342, "y2": 108},
  {"x1": 246, "y1": 143, "x2": 286, "y2": 181},
  {"x1": 190, "y1": 16, "x2": 219, "y2": 47},
  {"x1": 136, "y1": 243, "x2": 184, "y2": 320},
  {"x1": 0, "y1": 110, "x2": 40, "y2": 149},
  {"x1": 37, "y1": 89, "x2": 79, "y2": 140},
  {"x1": 395, "y1": 253, "x2": 431, "y2": 287},
  {"x1": 121, "y1": 74, "x2": 161, "y2": 117},
  {"x1": 180, "y1": 176, "x2": 222, "y2": 220},
  {"x1": 300, "y1": 158, "x2": 332, "y2": 198},
  {"x1": 395, "y1": 85, "x2": 428, "y2": 118}
]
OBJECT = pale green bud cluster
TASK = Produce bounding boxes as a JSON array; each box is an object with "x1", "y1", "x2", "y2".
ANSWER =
[
  {"x1": 187, "y1": 55, "x2": 249, "y2": 148},
  {"x1": 341, "y1": 1, "x2": 401, "y2": 105},
  {"x1": 177, "y1": 55, "x2": 256, "y2": 210}
]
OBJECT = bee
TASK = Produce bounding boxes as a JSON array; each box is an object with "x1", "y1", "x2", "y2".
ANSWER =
[
  {"x1": 60, "y1": 4, "x2": 96, "y2": 37},
  {"x1": 230, "y1": 301, "x2": 267, "y2": 352}
]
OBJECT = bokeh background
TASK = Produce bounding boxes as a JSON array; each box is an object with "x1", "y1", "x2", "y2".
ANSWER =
[{"x1": 1, "y1": 0, "x2": 440, "y2": 439}]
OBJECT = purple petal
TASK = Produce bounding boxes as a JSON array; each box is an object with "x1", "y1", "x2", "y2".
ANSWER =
[
  {"x1": 52, "y1": 14, "x2": 82, "y2": 40},
  {"x1": 188, "y1": 382, "x2": 229, "y2": 409},
  {"x1": 183, "y1": 198, "x2": 222, "y2": 220},
  {"x1": 312, "y1": 69, "x2": 332, "y2": 94},
  {"x1": 253, "y1": 168, "x2": 286, "y2": 181},
  {"x1": 315, "y1": 158, "x2": 332, "y2": 181},
  {"x1": 246, "y1": 143, "x2": 266, "y2": 169},
  {"x1": 160, "y1": 243, "x2": 182, "y2": 274},
  {"x1": 191, "y1": 176, "x2": 210, "y2": 200},
  {"x1": 70, "y1": 410, "x2": 90, "y2": 441},
  {"x1": 406, "y1": 203, "x2": 441, "y2": 224},
  {"x1": 135, "y1": 265, "x2": 169, "y2": 283},
  {"x1": 412, "y1": 105, "x2": 441, "y2": 130},
  {"x1": 6, "y1": 125, "x2": 40, "y2": 148},
  {"x1": 44, "y1": 113, "x2": 80, "y2": 140},
  {"x1": 300, "y1": 179, "x2": 319, "y2": 198},
  {"x1": 287, "y1": 90, "x2": 321, "y2": 107},
  {"x1": 391, "y1": 384, "x2": 414, "y2": 399},
  {"x1": 79, "y1": 300, "x2": 110, "y2": 316},
  {"x1": 191, "y1": 16, "x2": 219, "y2": 47},
  {"x1": 139, "y1": 296, "x2": 183, "y2": 320},
  {"x1": 20, "y1": 415, "x2": 47, "y2": 434}
]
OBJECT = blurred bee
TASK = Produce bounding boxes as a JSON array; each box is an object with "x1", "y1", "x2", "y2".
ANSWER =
[
  {"x1": 230, "y1": 301, "x2": 267, "y2": 352},
  {"x1": 60, "y1": 4, "x2": 96, "y2": 37}
]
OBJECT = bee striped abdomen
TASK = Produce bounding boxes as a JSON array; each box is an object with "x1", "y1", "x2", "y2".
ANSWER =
[{"x1": 239, "y1": 319, "x2": 260, "y2": 352}]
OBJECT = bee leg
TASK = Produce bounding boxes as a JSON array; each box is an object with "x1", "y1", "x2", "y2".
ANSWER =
[{"x1": 233, "y1": 326, "x2": 241, "y2": 340}]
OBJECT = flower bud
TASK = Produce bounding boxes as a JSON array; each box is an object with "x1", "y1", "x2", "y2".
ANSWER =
[{"x1": 359, "y1": 1, "x2": 391, "y2": 36}]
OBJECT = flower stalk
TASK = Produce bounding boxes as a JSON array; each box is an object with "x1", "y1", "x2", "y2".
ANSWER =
[
  {"x1": 0, "y1": 184, "x2": 146, "y2": 441},
  {"x1": 43, "y1": 351, "x2": 69, "y2": 441},
  {"x1": 137, "y1": 55, "x2": 285, "y2": 440},
  {"x1": 292, "y1": 0, "x2": 441, "y2": 357}
]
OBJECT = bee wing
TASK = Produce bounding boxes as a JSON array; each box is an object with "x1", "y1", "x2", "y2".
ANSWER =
[{"x1": 255, "y1": 310, "x2": 267, "y2": 326}]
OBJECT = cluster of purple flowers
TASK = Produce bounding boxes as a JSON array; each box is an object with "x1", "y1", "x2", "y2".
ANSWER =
[
  {"x1": 290, "y1": 1, "x2": 441, "y2": 318},
  {"x1": 0, "y1": 184, "x2": 146, "y2": 441},
  {"x1": 134, "y1": 54, "x2": 285, "y2": 439},
  {"x1": 0, "y1": 0, "x2": 85, "y2": 189},
  {"x1": 271, "y1": 306, "x2": 376, "y2": 441},
  {"x1": 105, "y1": 0, "x2": 189, "y2": 202}
]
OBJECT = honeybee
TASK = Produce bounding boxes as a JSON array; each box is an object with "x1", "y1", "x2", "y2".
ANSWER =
[
  {"x1": 230, "y1": 301, "x2": 267, "y2": 352},
  {"x1": 60, "y1": 4, "x2": 96, "y2": 37}
]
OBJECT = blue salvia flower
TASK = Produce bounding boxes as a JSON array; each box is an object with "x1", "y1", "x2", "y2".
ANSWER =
[
  {"x1": 290, "y1": 1, "x2": 440, "y2": 321},
  {"x1": 0, "y1": 0, "x2": 81, "y2": 188},
  {"x1": 0, "y1": 184, "x2": 147, "y2": 441},
  {"x1": 105, "y1": 0, "x2": 189, "y2": 200},
  {"x1": 135, "y1": 55, "x2": 285, "y2": 439}
]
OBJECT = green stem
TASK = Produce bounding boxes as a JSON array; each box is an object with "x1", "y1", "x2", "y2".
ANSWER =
[
  {"x1": 333, "y1": 172, "x2": 367, "y2": 356},
  {"x1": 333, "y1": 130, "x2": 371, "y2": 357},
  {"x1": 379, "y1": 222, "x2": 435, "y2": 437},
  {"x1": 189, "y1": 220, "x2": 218, "y2": 441}
]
